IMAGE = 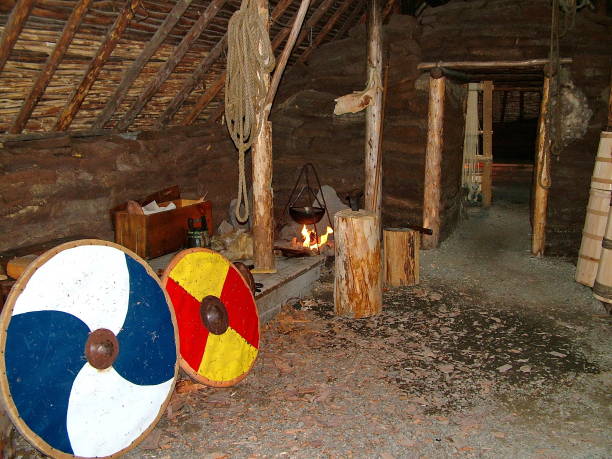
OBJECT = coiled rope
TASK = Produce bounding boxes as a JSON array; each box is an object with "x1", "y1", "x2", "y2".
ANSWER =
[{"x1": 225, "y1": 0, "x2": 276, "y2": 222}]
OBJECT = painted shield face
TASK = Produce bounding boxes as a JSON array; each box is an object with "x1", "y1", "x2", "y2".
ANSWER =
[
  {"x1": 162, "y1": 248, "x2": 259, "y2": 387},
  {"x1": 0, "y1": 241, "x2": 178, "y2": 458}
]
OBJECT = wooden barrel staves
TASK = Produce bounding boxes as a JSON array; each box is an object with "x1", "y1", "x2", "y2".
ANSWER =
[
  {"x1": 576, "y1": 131, "x2": 612, "y2": 286},
  {"x1": 576, "y1": 189, "x2": 611, "y2": 286},
  {"x1": 593, "y1": 202, "x2": 612, "y2": 307},
  {"x1": 590, "y1": 131, "x2": 612, "y2": 191}
]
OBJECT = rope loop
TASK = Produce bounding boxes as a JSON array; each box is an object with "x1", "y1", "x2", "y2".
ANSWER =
[{"x1": 225, "y1": 0, "x2": 276, "y2": 223}]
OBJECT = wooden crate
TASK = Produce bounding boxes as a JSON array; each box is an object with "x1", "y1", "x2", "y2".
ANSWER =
[{"x1": 114, "y1": 199, "x2": 213, "y2": 259}]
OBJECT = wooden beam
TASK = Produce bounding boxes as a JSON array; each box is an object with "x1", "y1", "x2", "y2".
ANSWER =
[
  {"x1": 364, "y1": 0, "x2": 384, "y2": 219},
  {"x1": 54, "y1": 0, "x2": 141, "y2": 131},
  {"x1": 382, "y1": 0, "x2": 397, "y2": 20},
  {"x1": 417, "y1": 58, "x2": 572, "y2": 70},
  {"x1": 332, "y1": 0, "x2": 365, "y2": 40},
  {"x1": 0, "y1": 0, "x2": 36, "y2": 74},
  {"x1": 116, "y1": 0, "x2": 227, "y2": 131},
  {"x1": 93, "y1": 0, "x2": 193, "y2": 129},
  {"x1": 252, "y1": 0, "x2": 275, "y2": 273},
  {"x1": 292, "y1": 0, "x2": 335, "y2": 60},
  {"x1": 172, "y1": 0, "x2": 296, "y2": 127},
  {"x1": 531, "y1": 75, "x2": 552, "y2": 257},
  {"x1": 10, "y1": 0, "x2": 93, "y2": 134},
  {"x1": 262, "y1": 0, "x2": 311, "y2": 118},
  {"x1": 297, "y1": 0, "x2": 351, "y2": 64},
  {"x1": 422, "y1": 71, "x2": 445, "y2": 250},
  {"x1": 481, "y1": 80, "x2": 493, "y2": 207}
]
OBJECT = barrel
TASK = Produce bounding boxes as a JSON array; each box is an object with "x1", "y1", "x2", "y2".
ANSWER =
[
  {"x1": 590, "y1": 131, "x2": 612, "y2": 191},
  {"x1": 593, "y1": 203, "x2": 612, "y2": 304},
  {"x1": 576, "y1": 188, "x2": 611, "y2": 286}
]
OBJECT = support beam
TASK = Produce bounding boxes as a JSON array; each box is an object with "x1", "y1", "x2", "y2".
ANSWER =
[
  {"x1": 176, "y1": 0, "x2": 296, "y2": 127},
  {"x1": 93, "y1": 0, "x2": 193, "y2": 129},
  {"x1": 418, "y1": 58, "x2": 572, "y2": 70},
  {"x1": 297, "y1": 0, "x2": 352, "y2": 64},
  {"x1": 117, "y1": 0, "x2": 227, "y2": 131},
  {"x1": 0, "y1": 0, "x2": 35, "y2": 74},
  {"x1": 332, "y1": 0, "x2": 365, "y2": 40},
  {"x1": 364, "y1": 0, "x2": 384, "y2": 220},
  {"x1": 481, "y1": 80, "x2": 493, "y2": 207},
  {"x1": 422, "y1": 70, "x2": 445, "y2": 249},
  {"x1": 10, "y1": 0, "x2": 93, "y2": 134},
  {"x1": 531, "y1": 76, "x2": 552, "y2": 257},
  {"x1": 54, "y1": 0, "x2": 141, "y2": 131},
  {"x1": 252, "y1": 0, "x2": 275, "y2": 273}
]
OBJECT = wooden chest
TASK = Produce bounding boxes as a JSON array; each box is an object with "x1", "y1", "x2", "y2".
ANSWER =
[{"x1": 114, "y1": 199, "x2": 213, "y2": 259}]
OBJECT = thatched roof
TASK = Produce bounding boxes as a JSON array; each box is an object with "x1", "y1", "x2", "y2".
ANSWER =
[{"x1": 0, "y1": 0, "x2": 394, "y2": 138}]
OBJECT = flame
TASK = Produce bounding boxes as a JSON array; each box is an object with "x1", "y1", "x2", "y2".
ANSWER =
[{"x1": 301, "y1": 225, "x2": 333, "y2": 250}]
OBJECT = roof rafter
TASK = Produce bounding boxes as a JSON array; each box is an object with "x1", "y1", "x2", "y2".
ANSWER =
[
  {"x1": 116, "y1": 0, "x2": 228, "y2": 131},
  {"x1": 0, "y1": 0, "x2": 36, "y2": 73},
  {"x1": 54, "y1": 0, "x2": 142, "y2": 131},
  {"x1": 10, "y1": 0, "x2": 93, "y2": 134},
  {"x1": 292, "y1": 0, "x2": 335, "y2": 59},
  {"x1": 92, "y1": 0, "x2": 194, "y2": 129},
  {"x1": 297, "y1": 0, "x2": 352, "y2": 63},
  {"x1": 176, "y1": 0, "x2": 296, "y2": 126},
  {"x1": 332, "y1": 0, "x2": 366, "y2": 40}
]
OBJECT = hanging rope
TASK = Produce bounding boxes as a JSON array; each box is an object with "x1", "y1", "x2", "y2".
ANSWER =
[
  {"x1": 462, "y1": 83, "x2": 483, "y2": 203},
  {"x1": 225, "y1": 0, "x2": 275, "y2": 222}
]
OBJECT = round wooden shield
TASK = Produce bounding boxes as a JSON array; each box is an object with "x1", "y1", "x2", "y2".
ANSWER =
[
  {"x1": 161, "y1": 248, "x2": 259, "y2": 387},
  {"x1": 0, "y1": 240, "x2": 179, "y2": 459}
]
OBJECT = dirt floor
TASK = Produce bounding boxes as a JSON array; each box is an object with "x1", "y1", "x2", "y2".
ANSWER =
[{"x1": 15, "y1": 176, "x2": 612, "y2": 458}]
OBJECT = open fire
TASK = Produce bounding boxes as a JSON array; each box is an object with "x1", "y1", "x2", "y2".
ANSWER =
[{"x1": 300, "y1": 225, "x2": 333, "y2": 250}]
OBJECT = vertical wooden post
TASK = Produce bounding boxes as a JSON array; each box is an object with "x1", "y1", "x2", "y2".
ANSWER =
[
  {"x1": 252, "y1": 0, "x2": 276, "y2": 273},
  {"x1": 364, "y1": 0, "x2": 384, "y2": 220},
  {"x1": 532, "y1": 75, "x2": 552, "y2": 257},
  {"x1": 422, "y1": 69, "x2": 445, "y2": 249},
  {"x1": 481, "y1": 80, "x2": 494, "y2": 207}
]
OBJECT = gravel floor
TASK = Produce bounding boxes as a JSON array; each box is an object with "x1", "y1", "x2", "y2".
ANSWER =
[{"x1": 14, "y1": 189, "x2": 611, "y2": 459}]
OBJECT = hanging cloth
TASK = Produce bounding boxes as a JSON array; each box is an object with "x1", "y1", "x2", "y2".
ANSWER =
[{"x1": 462, "y1": 83, "x2": 483, "y2": 202}]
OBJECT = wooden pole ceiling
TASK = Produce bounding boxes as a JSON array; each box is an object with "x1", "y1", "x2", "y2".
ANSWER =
[{"x1": 0, "y1": 0, "x2": 373, "y2": 136}]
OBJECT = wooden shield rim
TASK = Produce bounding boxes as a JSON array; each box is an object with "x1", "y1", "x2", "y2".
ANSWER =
[
  {"x1": 161, "y1": 248, "x2": 259, "y2": 388},
  {"x1": 0, "y1": 239, "x2": 180, "y2": 459}
]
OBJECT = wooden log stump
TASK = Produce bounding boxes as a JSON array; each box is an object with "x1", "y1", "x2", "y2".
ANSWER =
[
  {"x1": 384, "y1": 228, "x2": 419, "y2": 287},
  {"x1": 334, "y1": 209, "x2": 382, "y2": 318}
]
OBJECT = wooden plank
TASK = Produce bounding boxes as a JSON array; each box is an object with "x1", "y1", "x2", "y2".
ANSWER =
[
  {"x1": 481, "y1": 80, "x2": 493, "y2": 207},
  {"x1": 10, "y1": 0, "x2": 93, "y2": 134},
  {"x1": 54, "y1": 0, "x2": 141, "y2": 131},
  {"x1": 0, "y1": 0, "x2": 36, "y2": 74},
  {"x1": 422, "y1": 72, "x2": 445, "y2": 250},
  {"x1": 93, "y1": 0, "x2": 194, "y2": 129},
  {"x1": 531, "y1": 76, "x2": 551, "y2": 257},
  {"x1": 169, "y1": 0, "x2": 295, "y2": 127},
  {"x1": 116, "y1": 0, "x2": 227, "y2": 131},
  {"x1": 332, "y1": 0, "x2": 365, "y2": 40},
  {"x1": 364, "y1": 0, "x2": 383, "y2": 219},
  {"x1": 297, "y1": 0, "x2": 351, "y2": 64}
]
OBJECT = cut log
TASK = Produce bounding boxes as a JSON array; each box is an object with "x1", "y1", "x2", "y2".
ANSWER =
[
  {"x1": 334, "y1": 209, "x2": 382, "y2": 318},
  {"x1": 422, "y1": 72, "x2": 445, "y2": 249},
  {"x1": 383, "y1": 228, "x2": 419, "y2": 287}
]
